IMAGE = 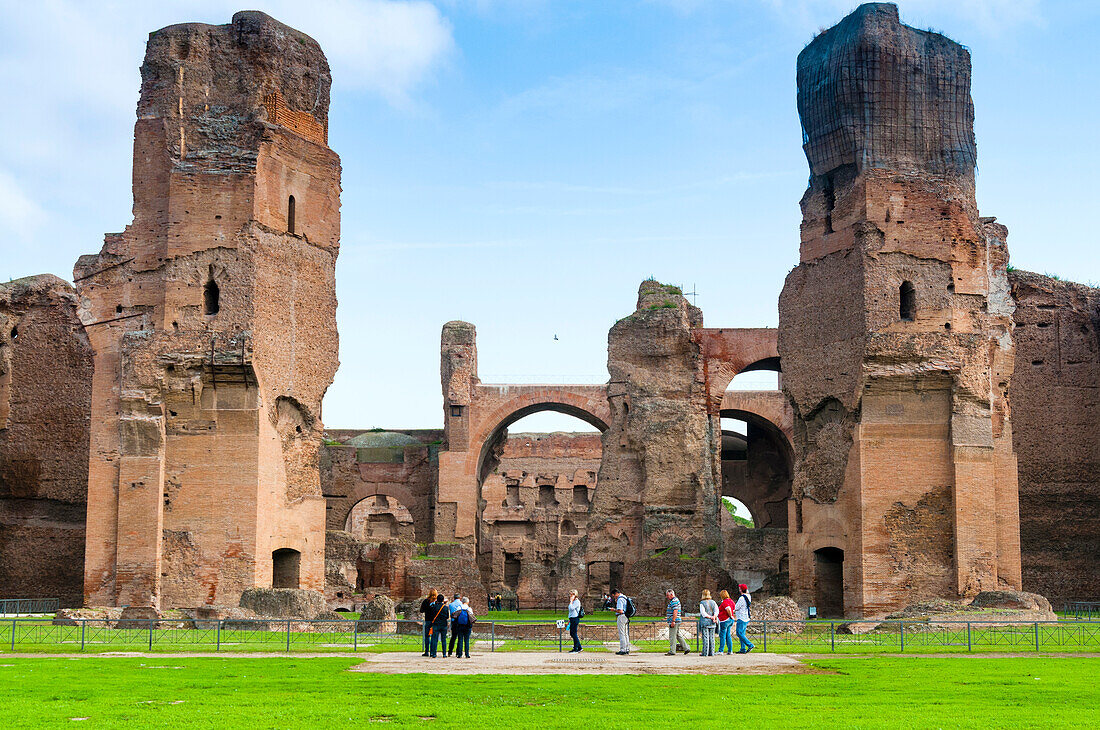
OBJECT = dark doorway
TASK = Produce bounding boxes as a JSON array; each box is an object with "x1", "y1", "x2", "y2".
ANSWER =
[
  {"x1": 203, "y1": 279, "x2": 220, "y2": 315},
  {"x1": 900, "y1": 281, "x2": 916, "y2": 321},
  {"x1": 813, "y1": 547, "x2": 844, "y2": 618},
  {"x1": 504, "y1": 553, "x2": 521, "y2": 591},
  {"x1": 272, "y1": 548, "x2": 301, "y2": 589},
  {"x1": 287, "y1": 195, "x2": 296, "y2": 234},
  {"x1": 609, "y1": 561, "x2": 624, "y2": 593}
]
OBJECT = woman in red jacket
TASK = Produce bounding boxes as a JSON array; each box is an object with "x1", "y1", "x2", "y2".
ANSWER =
[{"x1": 717, "y1": 589, "x2": 737, "y2": 655}]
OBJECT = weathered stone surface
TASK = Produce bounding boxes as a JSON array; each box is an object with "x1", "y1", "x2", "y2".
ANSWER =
[
  {"x1": 53, "y1": 607, "x2": 123, "y2": 626},
  {"x1": 1008, "y1": 271, "x2": 1100, "y2": 603},
  {"x1": 239, "y1": 588, "x2": 330, "y2": 619},
  {"x1": 779, "y1": 2, "x2": 1020, "y2": 617},
  {"x1": 76, "y1": 10, "x2": 340, "y2": 609},
  {"x1": 115, "y1": 605, "x2": 163, "y2": 629},
  {"x1": 969, "y1": 590, "x2": 1054, "y2": 615},
  {"x1": 0, "y1": 275, "x2": 92, "y2": 608}
]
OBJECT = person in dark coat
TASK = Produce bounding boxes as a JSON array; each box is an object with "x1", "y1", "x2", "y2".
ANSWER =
[
  {"x1": 428, "y1": 592, "x2": 450, "y2": 658},
  {"x1": 419, "y1": 589, "x2": 438, "y2": 657}
]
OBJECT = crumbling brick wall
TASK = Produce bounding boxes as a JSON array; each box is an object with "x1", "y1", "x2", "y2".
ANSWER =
[
  {"x1": 76, "y1": 11, "x2": 340, "y2": 609},
  {"x1": 779, "y1": 3, "x2": 1020, "y2": 617},
  {"x1": 1009, "y1": 271, "x2": 1100, "y2": 603},
  {"x1": 0, "y1": 276, "x2": 92, "y2": 607}
]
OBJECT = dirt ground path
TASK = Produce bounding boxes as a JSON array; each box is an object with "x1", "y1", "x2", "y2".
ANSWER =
[{"x1": 350, "y1": 651, "x2": 812, "y2": 675}]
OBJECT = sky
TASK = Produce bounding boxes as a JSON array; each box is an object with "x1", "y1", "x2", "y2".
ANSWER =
[{"x1": 2, "y1": 0, "x2": 1097, "y2": 433}]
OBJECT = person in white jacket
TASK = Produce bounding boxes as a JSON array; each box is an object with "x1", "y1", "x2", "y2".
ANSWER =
[{"x1": 734, "y1": 583, "x2": 755, "y2": 654}]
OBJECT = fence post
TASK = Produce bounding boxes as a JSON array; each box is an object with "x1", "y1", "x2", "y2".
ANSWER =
[
  {"x1": 80, "y1": 620, "x2": 86, "y2": 652},
  {"x1": 762, "y1": 620, "x2": 767, "y2": 653},
  {"x1": 899, "y1": 622, "x2": 904, "y2": 653},
  {"x1": 216, "y1": 620, "x2": 221, "y2": 652},
  {"x1": 286, "y1": 620, "x2": 291, "y2": 653},
  {"x1": 1034, "y1": 622, "x2": 1040, "y2": 653},
  {"x1": 491, "y1": 622, "x2": 495, "y2": 652},
  {"x1": 966, "y1": 622, "x2": 971, "y2": 652},
  {"x1": 830, "y1": 622, "x2": 835, "y2": 652},
  {"x1": 353, "y1": 621, "x2": 357, "y2": 652},
  {"x1": 559, "y1": 625, "x2": 562, "y2": 653},
  {"x1": 10, "y1": 619, "x2": 15, "y2": 651},
  {"x1": 148, "y1": 620, "x2": 154, "y2": 651}
]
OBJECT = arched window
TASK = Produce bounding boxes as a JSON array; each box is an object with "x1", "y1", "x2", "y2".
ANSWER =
[
  {"x1": 900, "y1": 281, "x2": 915, "y2": 321},
  {"x1": 287, "y1": 195, "x2": 296, "y2": 234},
  {"x1": 203, "y1": 279, "x2": 220, "y2": 315}
]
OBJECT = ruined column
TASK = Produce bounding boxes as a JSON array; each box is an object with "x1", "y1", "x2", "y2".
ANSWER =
[
  {"x1": 436, "y1": 321, "x2": 479, "y2": 542},
  {"x1": 590, "y1": 280, "x2": 723, "y2": 605},
  {"x1": 778, "y1": 3, "x2": 1020, "y2": 617},
  {"x1": 76, "y1": 12, "x2": 340, "y2": 609}
]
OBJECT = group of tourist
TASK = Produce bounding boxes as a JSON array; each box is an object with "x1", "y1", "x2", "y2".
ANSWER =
[
  {"x1": 605, "y1": 584, "x2": 755, "y2": 657},
  {"x1": 416, "y1": 583, "x2": 755, "y2": 658},
  {"x1": 418, "y1": 589, "x2": 475, "y2": 658}
]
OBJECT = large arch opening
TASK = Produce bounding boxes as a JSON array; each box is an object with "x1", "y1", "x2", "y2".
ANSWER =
[
  {"x1": 476, "y1": 405, "x2": 606, "y2": 608},
  {"x1": 725, "y1": 357, "x2": 782, "y2": 392},
  {"x1": 719, "y1": 409, "x2": 792, "y2": 529},
  {"x1": 345, "y1": 494, "x2": 415, "y2": 542}
]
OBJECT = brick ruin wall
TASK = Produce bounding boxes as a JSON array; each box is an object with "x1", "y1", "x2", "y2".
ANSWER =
[
  {"x1": 779, "y1": 3, "x2": 1020, "y2": 617},
  {"x1": 2, "y1": 3, "x2": 1097, "y2": 614},
  {"x1": 1009, "y1": 271, "x2": 1100, "y2": 603},
  {"x1": 74, "y1": 11, "x2": 340, "y2": 610},
  {"x1": 0, "y1": 276, "x2": 92, "y2": 608}
]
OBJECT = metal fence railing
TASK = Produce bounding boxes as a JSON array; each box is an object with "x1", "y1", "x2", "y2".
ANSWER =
[
  {"x1": 1064, "y1": 602, "x2": 1100, "y2": 620},
  {"x1": 1, "y1": 618, "x2": 1097, "y2": 654},
  {"x1": 0, "y1": 598, "x2": 60, "y2": 616}
]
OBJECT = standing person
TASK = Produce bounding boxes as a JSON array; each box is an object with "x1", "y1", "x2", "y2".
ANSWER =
[
  {"x1": 735, "y1": 583, "x2": 755, "y2": 654},
  {"x1": 450, "y1": 597, "x2": 473, "y2": 658},
  {"x1": 611, "y1": 588, "x2": 630, "y2": 655},
  {"x1": 419, "y1": 589, "x2": 438, "y2": 657},
  {"x1": 427, "y1": 592, "x2": 449, "y2": 658},
  {"x1": 699, "y1": 590, "x2": 719, "y2": 657},
  {"x1": 566, "y1": 589, "x2": 583, "y2": 653},
  {"x1": 717, "y1": 589, "x2": 736, "y2": 655},
  {"x1": 445, "y1": 593, "x2": 463, "y2": 657},
  {"x1": 665, "y1": 589, "x2": 691, "y2": 655}
]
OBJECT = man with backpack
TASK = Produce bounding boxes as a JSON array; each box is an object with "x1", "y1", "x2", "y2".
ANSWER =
[
  {"x1": 445, "y1": 592, "x2": 463, "y2": 657},
  {"x1": 611, "y1": 588, "x2": 634, "y2": 655},
  {"x1": 735, "y1": 583, "x2": 755, "y2": 654},
  {"x1": 449, "y1": 596, "x2": 473, "y2": 658}
]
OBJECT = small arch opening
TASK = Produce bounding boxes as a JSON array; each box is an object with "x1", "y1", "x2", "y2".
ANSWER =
[
  {"x1": 900, "y1": 281, "x2": 916, "y2": 321},
  {"x1": 272, "y1": 547, "x2": 301, "y2": 589},
  {"x1": 10, "y1": 326, "x2": 17, "y2": 340},
  {"x1": 203, "y1": 279, "x2": 220, "y2": 315},
  {"x1": 287, "y1": 195, "x2": 296, "y2": 234}
]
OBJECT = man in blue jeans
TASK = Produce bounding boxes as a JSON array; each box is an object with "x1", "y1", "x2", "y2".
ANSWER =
[{"x1": 734, "y1": 583, "x2": 755, "y2": 654}]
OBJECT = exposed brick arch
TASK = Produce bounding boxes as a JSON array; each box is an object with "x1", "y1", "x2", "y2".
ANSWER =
[{"x1": 695, "y1": 328, "x2": 782, "y2": 411}]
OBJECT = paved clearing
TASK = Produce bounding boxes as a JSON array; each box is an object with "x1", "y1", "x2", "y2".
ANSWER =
[{"x1": 351, "y1": 651, "x2": 811, "y2": 675}]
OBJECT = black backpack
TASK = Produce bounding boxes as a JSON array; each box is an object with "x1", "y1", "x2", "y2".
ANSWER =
[{"x1": 624, "y1": 596, "x2": 637, "y2": 619}]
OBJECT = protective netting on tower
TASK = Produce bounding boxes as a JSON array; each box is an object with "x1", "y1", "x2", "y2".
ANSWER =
[{"x1": 796, "y1": 3, "x2": 976, "y2": 179}]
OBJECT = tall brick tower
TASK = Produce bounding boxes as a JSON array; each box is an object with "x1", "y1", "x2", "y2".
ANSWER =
[
  {"x1": 778, "y1": 3, "x2": 1020, "y2": 617},
  {"x1": 75, "y1": 12, "x2": 341, "y2": 609}
]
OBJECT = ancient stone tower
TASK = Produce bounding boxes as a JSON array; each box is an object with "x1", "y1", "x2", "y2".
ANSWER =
[
  {"x1": 75, "y1": 12, "x2": 341, "y2": 609},
  {"x1": 778, "y1": 3, "x2": 1020, "y2": 617}
]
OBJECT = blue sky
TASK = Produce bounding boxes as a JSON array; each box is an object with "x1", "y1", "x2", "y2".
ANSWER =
[{"x1": 2, "y1": 0, "x2": 1097, "y2": 432}]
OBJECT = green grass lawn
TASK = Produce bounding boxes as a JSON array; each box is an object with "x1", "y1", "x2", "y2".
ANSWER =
[{"x1": 0, "y1": 656, "x2": 1096, "y2": 728}]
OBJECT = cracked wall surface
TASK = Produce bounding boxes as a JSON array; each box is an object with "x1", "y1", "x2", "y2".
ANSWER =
[
  {"x1": 0, "y1": 276, "x2": 93, "y2": 607},
  {"x1": 778, "y1": 2, "x2": 1020, "y2": 617},
  {"x1": 76, "y1": 11, "x2": 340, "y2": 609}
]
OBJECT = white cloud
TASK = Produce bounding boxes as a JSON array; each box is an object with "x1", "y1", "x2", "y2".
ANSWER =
[{"x1": 0, "y1": 170, "x2": 45, "y2": 242}]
